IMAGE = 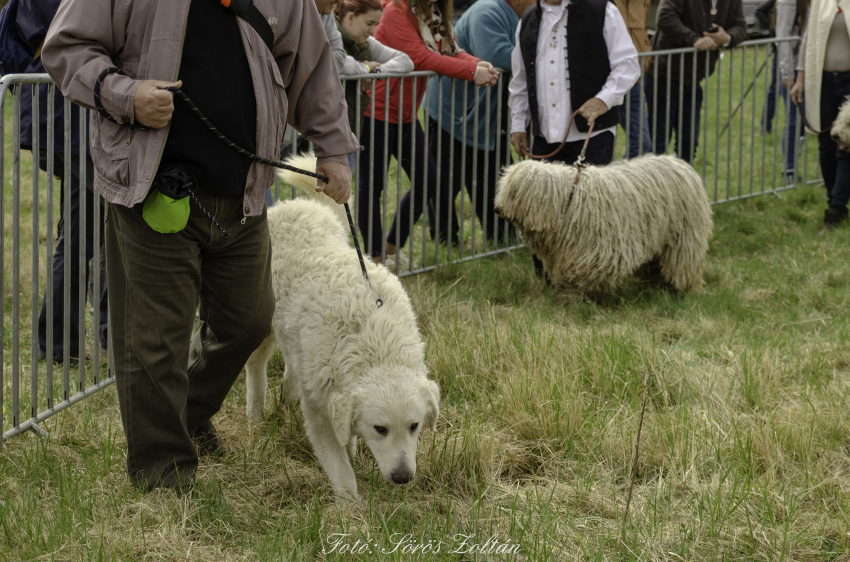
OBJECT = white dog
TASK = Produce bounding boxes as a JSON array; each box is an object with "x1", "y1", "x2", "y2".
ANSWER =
[
  {"x1": 832, "y1": 98, "x2": 850, "y2": 152},
  {"x1": 244, "y1": 154, "x2": 440, "y2": 501}
]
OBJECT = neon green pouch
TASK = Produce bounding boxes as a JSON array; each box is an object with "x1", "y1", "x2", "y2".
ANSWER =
[
  {"x1": 142, "y1": 167, "x2": 194, "y2": 234},
  {"x1": 142, "y1": 188, "x2": 190, "y2": 234}
]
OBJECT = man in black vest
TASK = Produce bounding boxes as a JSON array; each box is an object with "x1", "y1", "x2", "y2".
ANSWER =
[
  {"x1": 508, "y1": 0, "x2": 640, "y2": 165},
  {"x1": 508, "y1": 0, "x2": 640, "y2": 278}
]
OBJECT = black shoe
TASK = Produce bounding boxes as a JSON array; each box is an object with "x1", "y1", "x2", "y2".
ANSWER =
[
  {"x1": 37, "y1": 349, "x2": 79, "y2": 366},
  {"x1": 188, "y1": 420, "x2": 224, "y2": 457},
  {"x1": 819, "y1": 207, "x2": 848, "y2": 236}
]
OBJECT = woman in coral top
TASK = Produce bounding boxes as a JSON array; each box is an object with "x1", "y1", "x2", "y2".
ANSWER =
[{"x1": 358, "y1": 0, "x2": 499, "y2": 268}]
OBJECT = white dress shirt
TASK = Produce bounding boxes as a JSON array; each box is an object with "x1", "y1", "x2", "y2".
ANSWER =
[{"x1": 508, "y1": 0, "x2": 640, "y2": 144}]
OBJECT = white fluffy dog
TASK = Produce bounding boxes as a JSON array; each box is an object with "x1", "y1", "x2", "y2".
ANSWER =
[
  {"x1": 832, "y1": 98, "x2": 850, "y2": 152},
  {"x1": 494, "y1": 155, "x2": 713, "y2": 293},
  {"x1": 245, "y1": 154, "x2": 440, "y2": 501}
]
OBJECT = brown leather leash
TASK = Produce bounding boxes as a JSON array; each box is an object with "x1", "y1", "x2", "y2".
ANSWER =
[{"x1": 519, "y1": 110, "x2": 596, "y2": 184}]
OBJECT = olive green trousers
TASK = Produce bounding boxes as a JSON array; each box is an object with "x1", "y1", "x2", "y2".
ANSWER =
[{"x1": 105, "y1": 189, "x2": 274, "y2": 491}]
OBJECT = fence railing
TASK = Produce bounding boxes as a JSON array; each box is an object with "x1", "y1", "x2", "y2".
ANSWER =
[{"x1": 0, "y1": 36, "x2": 821, "y2": 446}]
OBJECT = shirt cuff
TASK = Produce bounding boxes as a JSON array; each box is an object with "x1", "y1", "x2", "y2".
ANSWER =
[
  {"x1": 510, "y1": 116, "x2": 528, "y2": 135},
  {"x1": 595, "y1": 91, "x2": 616, "y2": 111}
]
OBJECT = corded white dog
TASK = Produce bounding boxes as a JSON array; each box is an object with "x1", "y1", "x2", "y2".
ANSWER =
[
  {"x1": 495, "y1": 155, "x2": 713, "y2": 294},
  {"x1": 244, "y1": 154, "x2": 440, "y2": 501}
]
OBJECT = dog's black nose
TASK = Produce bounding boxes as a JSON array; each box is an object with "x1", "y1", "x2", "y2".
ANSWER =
[
  {"x1": 494, "y1": 206, "x2": 502, "y2": 217},
  {"x1": 391, "y1": 471, "x2": 412, "y2": 484}
]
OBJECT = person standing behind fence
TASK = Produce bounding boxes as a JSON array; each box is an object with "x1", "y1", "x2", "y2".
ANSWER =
[
  {"x1": 358, "y1": 0, "x2": 499, "y2": 268},
  {"x1": 425, "y1": 0, "x2": 533, "y2": 248},
  {"x1": 613, "y1": 0, "x2": 654, "y2": 158},
  {"x1": 42, "y1": 0, "x2": 357, "y2": 492},
  {"x1": 335, "y1": 0, "x2": 414, "y2": 171},
  {"x1": 791, "y1": 0, "x2": 850, "y2": 231},
  {"x1": 646, "y1": 0, "x2": 747, "y2": 162},
  {"x1": 10, "y1": 0, "x2": 108, "y2": 363},
  {"x1": 508, "y1": 0, "x2": 640, "y2": 279},
  {"x1": 774, "y1": 0, "x2": 807, "y2": 182}
]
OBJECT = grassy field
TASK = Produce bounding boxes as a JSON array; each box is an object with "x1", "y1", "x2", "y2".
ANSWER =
[{"x1": 3, "y1": 47, "x2": 849, "y2": 561}]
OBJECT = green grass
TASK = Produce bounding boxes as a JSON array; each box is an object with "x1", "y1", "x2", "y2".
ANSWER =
[{"x1": 2, "y1": 47, "x2": 848, "y2": 561}]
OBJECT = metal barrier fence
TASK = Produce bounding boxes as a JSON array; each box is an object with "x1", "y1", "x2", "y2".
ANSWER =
[{"x1": 0, "y1": 36, "x2": 820, "y2": 445}]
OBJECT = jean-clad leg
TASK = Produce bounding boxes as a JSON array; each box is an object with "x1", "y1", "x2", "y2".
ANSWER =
[
  {"x1": 619, "y1": 81, "x2": 653, "y2": 159},
  {"x1": 823, "y1": 71, "x2": 850, "y2": 211},
  {"x1": 386, "y1": 121, "x2": 440, "y2": 251},
  {"x1": 357, "y1": 118, "x2": 396, "y2": 258},
  {"x1": 37, "y1": 152, "x2": 109, "y2": 359}
]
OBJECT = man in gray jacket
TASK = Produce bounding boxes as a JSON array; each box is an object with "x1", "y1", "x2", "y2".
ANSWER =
[{"x1": 42, "y1": 0, "x2": 358, "y2": 491}]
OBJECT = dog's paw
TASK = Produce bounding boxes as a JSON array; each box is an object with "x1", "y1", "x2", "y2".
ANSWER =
[
  {"x1": 246, "y1": 406, "x2": 266, "y2": 424},
  {"x1": 333, "y1": 487, "x2": 360, "y2": 502}
]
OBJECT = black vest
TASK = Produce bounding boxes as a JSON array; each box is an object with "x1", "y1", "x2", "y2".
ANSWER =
[{"x1": 519, "y1": 0, "x2": 618, "y2": 136}]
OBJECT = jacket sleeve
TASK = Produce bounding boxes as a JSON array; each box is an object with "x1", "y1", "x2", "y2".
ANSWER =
[
  {"x1": 655, "y1": 0, "x2": 700, "y2": 48},
  {"x1": 41, "y1": 0, "x2": 142, "y2": 124},
  {"x1": 381, "y1": 4, "x2": 479, "y2": 81},
  {"x1": 724, "y1": 0, "x2": 748, "y2": 47},
  {"x1": 465, "y1": 7, "x2": 515, "y2": 71},
  {"x1": 774, "y1": 0, "x2": 796, "y2": 81},
  {"x1": 275, "y1": 0, "x2": 358, "y2": 158},
  {"x1": 368, "y1": 37, "x2": 415, "y2": 74},
  {"x1": 16, "y1": 0, "x2": 63, "y2": 54},
  {"x1": 322, "y1": 13, "x2": 348, "y2": 76}
]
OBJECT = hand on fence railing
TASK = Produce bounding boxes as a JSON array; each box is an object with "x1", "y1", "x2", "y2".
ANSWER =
[
  {"x1": 693, "y1": 37, "x2": 717, "y2": 51},
  {"x1": 704, "y1": 26, "x2": 730, "y2": 49},
  {"x1": 474, "y1": 61, "x2": 499, "y2": 87}
]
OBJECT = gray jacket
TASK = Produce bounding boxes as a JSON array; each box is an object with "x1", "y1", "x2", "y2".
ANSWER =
[{"x1": 42, "y1": 0, "x2": 358, "y2": 217}]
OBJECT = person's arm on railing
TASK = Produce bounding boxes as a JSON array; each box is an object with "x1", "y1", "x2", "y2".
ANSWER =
[
  {"x1": 367, "y1": 38, "x2": 414, "y2": 74},
  {"x1": 379, "y1": 2, "x2": 480, "y2": 81}
]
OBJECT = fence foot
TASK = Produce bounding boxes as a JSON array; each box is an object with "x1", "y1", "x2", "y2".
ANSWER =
[
  {"x1": 29, "y1": 423, "x2": 49, "y2": 438},
  {"x1": 771, "y1": 190, "x2": 783, "y2": 199}
]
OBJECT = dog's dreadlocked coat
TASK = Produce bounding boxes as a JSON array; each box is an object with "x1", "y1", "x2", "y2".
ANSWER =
[{"x1": 494, "y1": 155, "x2": 713, "y2": 293}]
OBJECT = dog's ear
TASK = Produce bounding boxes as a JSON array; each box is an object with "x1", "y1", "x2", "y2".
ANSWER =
[
  {"x1": 329, "y1": 391, "x2": 356, "y2": 448},
  {"x1": 420, "y1": 379, "x2": 441, "y2": 432}
]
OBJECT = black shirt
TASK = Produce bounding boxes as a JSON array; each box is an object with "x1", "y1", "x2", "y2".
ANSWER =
[{"x1": 159, "y1": 0, "x2": 257, "y2": 195}]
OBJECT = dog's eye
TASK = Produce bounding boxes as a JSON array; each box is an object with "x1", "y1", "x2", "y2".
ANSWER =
[
  {"x1": 374, "y1": 426, "x2": 388, "y2": 436},
  {"x1": 410, "y1": 423, "x2": 419, "y2": 433}
]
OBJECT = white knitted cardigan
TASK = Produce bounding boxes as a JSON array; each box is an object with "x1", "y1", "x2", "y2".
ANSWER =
[{"x1": 801, "y1": 0, "x2": 850, "y2": 131}]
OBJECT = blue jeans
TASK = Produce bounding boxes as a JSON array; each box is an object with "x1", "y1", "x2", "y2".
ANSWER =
[
  {"x1": 618, "y1": 81, "x2": 653, "y2": 159},
  {"x1": 762, "y1": 49, "x2": 778, "y2": 133},
  {"x1": 822, "y1": 71, "x2": 850, "y2": 211}
]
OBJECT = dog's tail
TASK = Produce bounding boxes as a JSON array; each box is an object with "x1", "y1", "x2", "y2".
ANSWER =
[{"x1": 277, "y1": 151, "x2": 350, "y2": 227}]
